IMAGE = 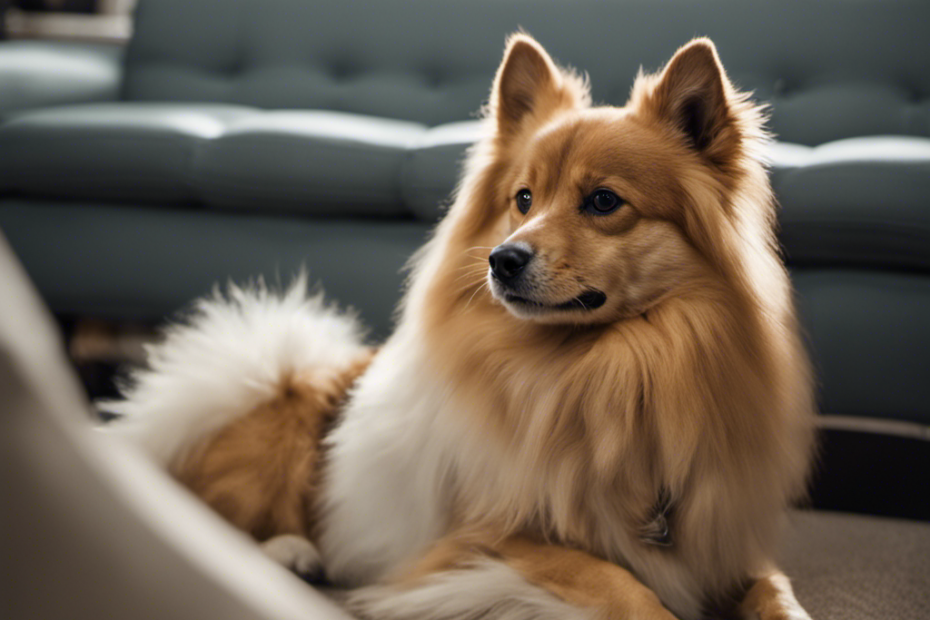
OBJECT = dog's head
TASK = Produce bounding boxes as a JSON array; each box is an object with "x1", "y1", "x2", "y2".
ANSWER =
[{"x1": 478, "y1": 35, "x2": 769, "y2": 325}]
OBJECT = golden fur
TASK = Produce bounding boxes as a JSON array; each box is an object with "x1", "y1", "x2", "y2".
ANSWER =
[
  {"x1": 168, "y1": 35, "x2": 816, "y2": 620},
  {"x1": 172, "y1": 350, "x2": 375, "y2": 542}
]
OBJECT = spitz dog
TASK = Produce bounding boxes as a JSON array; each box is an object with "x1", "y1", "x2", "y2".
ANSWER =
[{"x1": 108, "y1": 35, "x2": 816, "y2": 620}]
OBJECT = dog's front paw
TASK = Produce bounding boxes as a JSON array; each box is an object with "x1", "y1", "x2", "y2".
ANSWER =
[
  {"x1": 742, "y1": 572, "x2": 812, "y2": 620},
  {"x1": 260, "y1": 534, "x2": 323, "y2": 579},
  {"x1": 759, "y1": 607, "x2": 812, "y2": 620}
]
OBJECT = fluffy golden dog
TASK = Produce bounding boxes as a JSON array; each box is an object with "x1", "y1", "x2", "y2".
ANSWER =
[{"x1": 109, "y1": 34, "x2": 816, "y2": 620}]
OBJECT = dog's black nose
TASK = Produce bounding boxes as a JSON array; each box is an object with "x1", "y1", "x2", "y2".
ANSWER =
[{"x1": 489, "y1": 245, "x2": 532, "y2": 282}]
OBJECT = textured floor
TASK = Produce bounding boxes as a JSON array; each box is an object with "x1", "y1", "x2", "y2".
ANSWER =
[
  {"x1": 318, "y1": 511, "x2": 930, "y2": 620},
  {"x1": 781, "y1": 510, "x2": 930, "y2": 620}
]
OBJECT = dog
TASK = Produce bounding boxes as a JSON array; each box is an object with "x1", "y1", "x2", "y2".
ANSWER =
[{"x1": 106, "y1": 34, "x2": 817, "y2": 620}]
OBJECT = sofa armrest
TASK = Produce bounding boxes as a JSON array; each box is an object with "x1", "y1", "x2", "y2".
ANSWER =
[{"x1": 0, "y1": 41, "x2": 124, "y2": 120}]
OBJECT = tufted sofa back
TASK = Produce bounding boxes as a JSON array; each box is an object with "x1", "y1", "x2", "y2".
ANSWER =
[{"x1": 123, "y1": 0, "x2": 930, "y2": 146}]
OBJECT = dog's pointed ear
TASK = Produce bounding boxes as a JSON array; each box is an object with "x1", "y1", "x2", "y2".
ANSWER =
[
  {"x1": 490, "y1": 34, "x2": 588, "y2": 136},
  {"x1": 637, "y1": 38, "x2": 745, "y2": 161}
]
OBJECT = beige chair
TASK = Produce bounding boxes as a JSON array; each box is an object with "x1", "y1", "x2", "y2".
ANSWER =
[
  {"x1": 1, "y1": 232, "x2": 927, "y2": 620},
  {"x1": 0, "y1": 232, "x2": 352, "y2": 620}
]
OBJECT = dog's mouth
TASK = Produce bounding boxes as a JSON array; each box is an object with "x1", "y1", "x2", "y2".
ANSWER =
[{"x1": 503, "y1": 290, "x2": 607, "y2": 312}]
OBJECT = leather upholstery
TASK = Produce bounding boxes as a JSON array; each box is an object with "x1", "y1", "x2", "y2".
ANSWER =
[
  {"x1": 0, "y1": 201, "x2": 429, "y2": 339},
  {"x1": 793, "y1": 270, "x2": 930, "y2": 424},
  {"x1": 124, "y1": 0, "x2": 930, "y2": 145},
  {"x1": 0, "y1": 104, "x2": 254, "y2": 204},
  {"x1": 0, "y1": 42, "x2": 122, "y2": 122},
  {"x1": 0, "y1": 104, "x2": 428, "y2": 216},
  {"x1": 774, "y1": 138, "x2": 930, "y2": 270},
  {"x1": 194, "y1": 111, "x2": 425, "y2": 216},
  {"x1": 6, "y1": 105, "x2": 926, "y2": 274},
  {"x1": 401, "y1": 121, "x2": 485, "y2": 221}
]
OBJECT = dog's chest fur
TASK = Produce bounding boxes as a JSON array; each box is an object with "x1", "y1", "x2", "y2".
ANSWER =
[{"x1": 318, "y1": 324, "x2": 677, "y2": 588}]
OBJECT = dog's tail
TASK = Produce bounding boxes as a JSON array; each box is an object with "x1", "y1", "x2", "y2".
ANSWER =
[{"x1": 101, "y1": 275, "x2": 371, "y2": 469}]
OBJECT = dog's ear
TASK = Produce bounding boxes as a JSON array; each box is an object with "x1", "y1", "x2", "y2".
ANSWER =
[
  {"x1": 490, "y1": 34, "x2": 588, "y2": 136},
  {"x1": 636, "y1": 38, "x2": 746, "y2": 163}
]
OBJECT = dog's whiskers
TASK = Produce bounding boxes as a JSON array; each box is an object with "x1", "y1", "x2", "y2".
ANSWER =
[
  {"x1": 453, "y1": 277, "x2": 488, "y2": 293},
  {"x1": 453, "y1": 264, "x2": 488, "y2": 277},
  {"x1": 463, "y1": 246, "x2": 493, "y2": 260},
  {"x1": 454, "y1": 261, "x2": 488, "y2": 272},
  {"x1": 461, "y1": 280, "x2": 490, "y2": 314},
  {"x1": 453, "y1": 274, "x2": 489, "y2": 297}
]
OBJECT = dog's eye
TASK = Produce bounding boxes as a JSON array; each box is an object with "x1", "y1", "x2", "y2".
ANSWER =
[
  {"x1": 515, "y1": 189, "x2": 532, "y2": 214},
  {"x1": 586, "y1": 189, "x2": 623, "y2": 215}
]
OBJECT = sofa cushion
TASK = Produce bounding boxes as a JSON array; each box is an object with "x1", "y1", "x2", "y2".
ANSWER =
[
  {"x1": 193, "y1": 111, "x2": 425, "y2": 216},
  {"x1": 0, "y1": 200, "x2": 429, "y2": 339},
  {"x1": 0, "y1": 103, "x2": 255, "y2": 204},
  {"x1": 793, "y1": 270, "x2": 930, "y2": 425},
  {"x1": 0, "y1": 42, "x2": 123, "y2": 122},
  {"x1": 401, "y1": 120, "x2": 485, "y2": 221},
  {"x1": 771, "y1": 137, "x2": 930, "y2": 271}
]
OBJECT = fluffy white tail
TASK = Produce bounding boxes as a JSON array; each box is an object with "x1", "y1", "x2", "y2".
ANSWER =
[{"x1": 101, "y1": 276, "x2": 368, "y2": 466}]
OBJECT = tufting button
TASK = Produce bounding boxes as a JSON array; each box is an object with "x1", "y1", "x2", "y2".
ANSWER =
[
  {"x1": 774, "y1": 78, "x2": 788, "y2": 97},
  {"x1": 226, "y1": 55, "x2": 245, "y2": 76},
  {"x1": 420, "y1": 67, "x2": 444, "y2": 89},
  {"x1": 327, "y1": 58, "x2": 356, "y2": 80}
]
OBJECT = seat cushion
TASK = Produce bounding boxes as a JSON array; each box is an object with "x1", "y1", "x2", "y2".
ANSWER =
[
  {"x1": 771, "y1": 137, "x2": 930, "y2": 271},
  {"x1": 0, "y1": 103, "x2": 255, "y2": 204},
  {"x1": 192, "y1": 111, "x2": 425, "y2": 216},
  {"x1": 401, "y1": 120, "x2": 486, "y2": 221}
]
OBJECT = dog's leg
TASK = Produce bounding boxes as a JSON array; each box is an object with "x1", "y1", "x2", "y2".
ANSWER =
[
  {"x1": 170, "y1": 349, "x2": 377, "y2": 571},
  {"x1": 740, "y1": 570, "x2": 811, "y2": 620},
  {"x1": 347, "y1": 533, "x2": 679, "y2": 620},
  {"x1": 498, "y1": 537, "x2": 680, "y2": 620}
]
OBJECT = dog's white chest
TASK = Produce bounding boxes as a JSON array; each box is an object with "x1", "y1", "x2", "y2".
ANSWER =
[{"x1": 316, "y1": 336, "x2": 455, "y2": 586}]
